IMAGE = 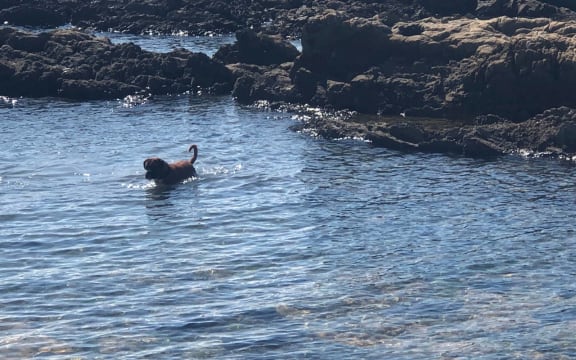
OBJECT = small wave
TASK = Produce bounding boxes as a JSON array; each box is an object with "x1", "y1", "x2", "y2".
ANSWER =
[
  {"x1": 201, "y1": 164, "x2": 243, "y2": 176},
  {"x1": 171, "y1": 30, "x2": 189, "y2": 36},
  {"x1": 559, "y1": 153, "x2": 576, "y2": 162},
  {"x1": 123, "y1": 182, "x2": 156, "y2": 190},
  {"x1": 0, "y1": 96, "x2": 18, "y2": 108},
  {"x1": 515, "y1": 148, "x2": 555, "y2": 159},
  {"x1": 182, "y1": 176, "x2": 200, "y2": 184},
  {"x1": 118, "y1": 93, "x2": 151, "y2": 108},
  {"x1": 74, "y1": 172, "x2": 91, "y2": 182}
]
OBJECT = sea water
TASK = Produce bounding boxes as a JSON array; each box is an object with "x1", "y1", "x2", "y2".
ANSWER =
[{"x1": 1, "y1": 34, "x2": 576, "y2": 359}]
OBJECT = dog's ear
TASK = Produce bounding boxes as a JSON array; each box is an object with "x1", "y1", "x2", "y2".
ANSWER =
[{"x1": 143, "y1": 159, "x2": 151, "y2": 169}]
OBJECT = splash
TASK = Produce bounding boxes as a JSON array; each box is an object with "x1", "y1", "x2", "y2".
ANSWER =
[
  {"x1": 515, "y1": 148, "x2": 556, "y2": 159},
  {"x1": 119, "y1": 93, "x2": 151, "y2": 108},
  {"x1": 123, "y1": 182, "x2": 155, "y2": 190},
  {"x1": 201, "y1": 164, "x2": 243, "y2": 176},
  {"x1": 0, "y1": 96, "x2": 18, "y2": 108}
]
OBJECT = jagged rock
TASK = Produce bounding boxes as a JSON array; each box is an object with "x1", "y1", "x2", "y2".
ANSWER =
[
  {"x1": 216, "y1": 12, "x2": 576, "y2": 158},
  {"x1": 293, "y1": 105, "x2": 576, "y2": 158},
  {"x1": 3, "y1": 0, "x2": 575, "y2": 37},
  {"x1": 420, "y1": 0, "x2": 477, "y2": 16},
  {"x1": 229, "y1": 62, "x2": 299, "y2": 104},
  {"x1": 0, "y1": 5, "x2": 66, "y2": 27},
  {"x1": 0, "y1": 28, "x2": 233, "y2": 100},
  {"x1": 213, "y1": 29, "x2": 299, "y2": 65},
  {"x1": 476, "y1": 0, "x2": 561, "y2": 18},
  {"x1": 280, "y1": 14, "x2": 576, "y2": 121},
  {"x1": 326, "y1": 80, "x2": 353, "y2": 109}
]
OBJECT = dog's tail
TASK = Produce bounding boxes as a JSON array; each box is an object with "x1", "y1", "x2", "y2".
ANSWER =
[{"x1": 188, "y1": 144, "x2": 198, "y2": 164}]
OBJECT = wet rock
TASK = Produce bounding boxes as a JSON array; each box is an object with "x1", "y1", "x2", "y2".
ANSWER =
[
  {"x1": 461, "y1": 134, "x2": 506, "y2": 157},
  {"x1": 292, "y1": 105, "x2": 576, "y2": 158},
  {"x1": 555, "y1": 122, "x2": 576, "y2": 153},
  {"x1": 217, "y1": 12, "x2": 576, "y2": 158},
  {"x1": 0, "y1": 28, "x2": 233, "y2": 100},
  {"x1": 59, "y1": 79, "x2": 141, "y2": 100}
]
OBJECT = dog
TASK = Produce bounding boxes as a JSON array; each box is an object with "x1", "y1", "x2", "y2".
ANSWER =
[{"x1": 143, "y1": 144, "x2": 198, "y2": 185}]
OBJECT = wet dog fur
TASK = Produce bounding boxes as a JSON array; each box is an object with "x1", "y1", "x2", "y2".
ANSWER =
[{"x1": 143, "y1": 144, "x2": 198, "y2": 185}]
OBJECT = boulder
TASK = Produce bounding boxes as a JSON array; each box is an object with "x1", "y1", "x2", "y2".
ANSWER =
[
  {"x1": 299, "y1": 12, "x2": 392, "y2": 80},
  {"x1": 213, "y1": 29, "x2": 299, "y2": 66},
  {"x1": 229, "y1": 63, "x2": 299, "y2": 104}
]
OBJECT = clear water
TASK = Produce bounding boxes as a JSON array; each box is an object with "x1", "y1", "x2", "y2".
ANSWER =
[
  {"x1": 99, "y1": 32, "x2": 236, "y2": 56},
  {"x1": 2, "y1": 35, "x2": 576, "y2": 359}
]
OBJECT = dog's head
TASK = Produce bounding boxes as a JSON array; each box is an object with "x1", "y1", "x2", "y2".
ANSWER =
[{"x1": 143, "y1": 158, "x2": 171, "y2": 180}]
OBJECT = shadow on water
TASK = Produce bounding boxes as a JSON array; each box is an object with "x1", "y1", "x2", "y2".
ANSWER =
[
  {"x1": 145, "y1": 178, "x2": 199, "y2": 200},
  {"x1": 143, "y1": 177, "x2": 201, "y2": 222},
  {"x1": 145, "y1": 183, "x2": 177, "y2": 204}
]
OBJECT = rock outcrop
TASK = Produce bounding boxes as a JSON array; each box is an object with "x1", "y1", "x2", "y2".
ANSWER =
[
  {"x1": 2, "y1": 0, "x2": 576, "y2": 37},
  {"x1": 222, "y1": 13, "x2": 576, "y2": 158},
  {"x1": 294, "y1": 106, "x2": 576, "y2": 158},
  {"x1": 234, "y1": 13, "x2": 576, "y2": 122},
  {"x1": 213, "y1": 29, "x2": 301, "y2": 104},
  {"x1": 0, "y1": 27, "x2": 233, "y2": 99},
  {"x1": 214, "y1": 29, "x2": 299, "y2": 66},
  {"x1": 3, "y1": 2, "x2": 576, "y2": 158}
]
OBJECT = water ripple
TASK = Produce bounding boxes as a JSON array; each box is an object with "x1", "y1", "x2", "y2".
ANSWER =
[{"x1": 2, "y1": 96, "x2": 576, "y2": 358}]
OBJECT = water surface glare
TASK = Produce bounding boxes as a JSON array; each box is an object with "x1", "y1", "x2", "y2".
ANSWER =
[{"x1": 2, "y1": 41, "x2": 576, "y2": 360}]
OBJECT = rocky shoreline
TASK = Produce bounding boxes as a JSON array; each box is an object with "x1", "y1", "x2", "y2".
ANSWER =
[
  {"x1": 2, "y1": 0, "x2": 576, "y2": 37},
  {"x1": 2, "y1": 0, "x2": 576, "y2": 158},
  {"x1": 0, "y1": 27, "x2": 233, "y2": 99}
]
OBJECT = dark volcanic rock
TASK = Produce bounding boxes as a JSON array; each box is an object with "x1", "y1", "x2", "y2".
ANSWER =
[
  {"x1": 242, "y1": 14, "x2": 576, "y2": 122},
  {"x1": 214, "y1": 29, "x2": 299, "y2": 65},
  {"x1": 4, "y1": 1, "x2": 576, "y2": 159},
  {"x1": 229, "y1": 62, "x2": 300, "y2": 104},
  {"x1": 213, "y1": 12, "x2": 576, "y2": 158},
  {"x1": 219, "y1": 30, "x2": 302, "y2": 104},
  {"x1": 238, "y1": 13, "x2": 575, "y2": 158},
  {"x1": 0, "y1": 27, "x2": 233, "y2": 100},
  {"x1": 475, "y1": 0, "x2": 564, "y2": 18},
  {"x1": 0, "y1": 5, "x2": 66, "y2": 27},
  {"x1": 296, "y1": 106, "x2": 576, "y2": 158},
  {"x1": 3, "y1": 0, "x2": 576, "y2": 37},
  {"x1": 420, "y1": 0, "x2": 477, "y2": 16}
]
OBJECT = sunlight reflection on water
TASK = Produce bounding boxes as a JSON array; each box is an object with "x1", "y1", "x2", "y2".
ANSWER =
[{"x1": 1, "y1": 48, "x2": 576, "y2": 359}]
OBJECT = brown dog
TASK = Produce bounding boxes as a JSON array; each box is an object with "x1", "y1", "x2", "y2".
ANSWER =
[{"x1": 143, "y1": 144, "x2": 198, "y2": 185}]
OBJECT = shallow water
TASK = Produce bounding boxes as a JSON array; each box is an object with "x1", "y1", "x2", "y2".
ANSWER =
[{"x1": 2, "y1": 35, "x2": 576, "y2": 359}]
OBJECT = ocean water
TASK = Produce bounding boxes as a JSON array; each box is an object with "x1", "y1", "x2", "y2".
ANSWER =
[{"x1": 2, "y1": 35, "x2": 576, "y2": 359}]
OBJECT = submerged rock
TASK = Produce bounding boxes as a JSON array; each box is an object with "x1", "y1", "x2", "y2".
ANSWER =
[
  {"x1": 293, "y1": 105, "x2": 576, "y2": 158},
  {"x1": 0, "y1": 27, "x2": 233, "y2": 100}
]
